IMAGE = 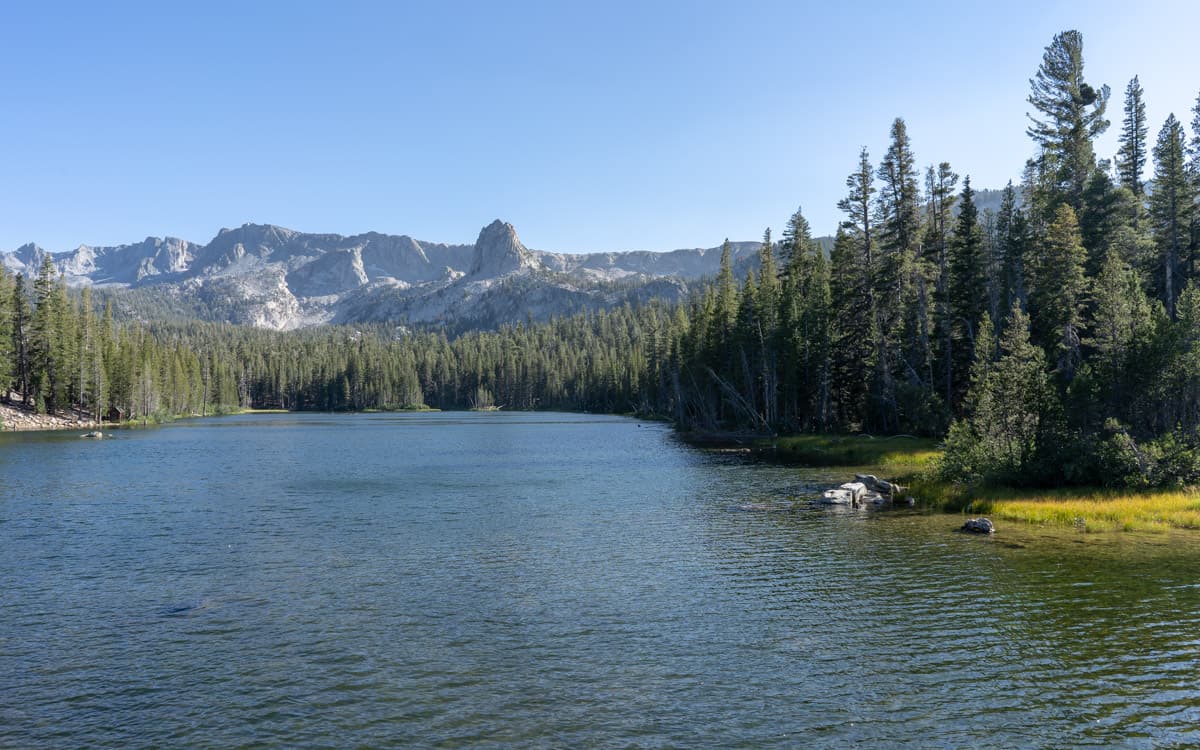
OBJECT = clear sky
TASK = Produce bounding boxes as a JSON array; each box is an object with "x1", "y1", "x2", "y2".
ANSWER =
[{"x1": 1, "y1": 0, "x2": 1197, "y2": 254}]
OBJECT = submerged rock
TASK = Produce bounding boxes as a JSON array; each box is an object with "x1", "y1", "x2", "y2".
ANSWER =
[{"x1": 961, "y1": 517, "x2": 995, "y2": 534}]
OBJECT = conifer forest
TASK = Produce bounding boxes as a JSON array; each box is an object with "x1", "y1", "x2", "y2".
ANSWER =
[{"x1": 4, "y1": 30, "x2": 1200, "y2": 490}]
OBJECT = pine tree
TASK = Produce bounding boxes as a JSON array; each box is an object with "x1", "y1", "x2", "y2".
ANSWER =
[
  {"x1": 1080, "y1": 167, "x2": 1140, "y2": 276},
  {"x1": 948, "y1": 176, "x2": 988, "y2": 410},
  {"x1": 994, "y1": 182, "x2": 1029, "y2": 316},
  {"x1": 1192, "y1": 92, "x2": 1200, "y2": 283},
  {"x1": 1190, "y1": 89, "x2": 1200, "y2": 176},
  {"x1": 714, "y1": 239, "x2": 737, "y2": 338},
  {"x1": 838, "y1": 147, "x2": 876, "y2": 276},
  {"x1": 1030, "y1": 204, "x2": 1088, "y2": 377},
  {"x1": 0, "y1": 268, "x2": 13, "y2": 400},
  {"x1": 941, "y1": 303, "x2": 1052, "y2": 484},
  {"x1": 924, "y1": 163, "x2": 959, "y2": 407},
  {"x1": 875, "y1": 118, "x2": 924, "y2": 429},
  {"x1": 1084, "y1": 249, "x2": 1156, "y2": 418},
  {"x1": 1150, "y1": 114, "x2": 1195, "y2": 318},
  {"x1": 1026, "y1": 30, "x2": 1109, "y2": 216},
  {"x1": 780, "y1": 206, "x2": 811, "y2": 279},
  {"x1": 876, "y1": 118, "x2": 922, "y2": 296},
  {"x1": 828, "y1": 229, "x2": 873, "y2": 429},
  {"x1": 1116, "y1": 76, "x2": 1148, "y2": 196},
  {"x1": 780, "y1": 211, "x2": 833, "y2": 431},
  {"x1": 754, "y1": 229, "x2": 780, "y2": 426},
  {"x1": 33, "y1": 256, "x2": 76, "y2": 413}
]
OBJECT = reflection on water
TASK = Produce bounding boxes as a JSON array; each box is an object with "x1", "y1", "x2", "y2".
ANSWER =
[{"x1": 2, "y1": 412, "x2": 1199, "y2": 748}]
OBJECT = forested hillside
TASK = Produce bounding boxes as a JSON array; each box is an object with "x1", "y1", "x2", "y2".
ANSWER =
[{"x1": 1, "y1": 30, "x2": 1198, "y2": 489}]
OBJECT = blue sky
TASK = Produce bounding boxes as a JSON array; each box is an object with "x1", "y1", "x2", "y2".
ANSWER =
[{"x1": 1, "y1": 0, "x2": 1197, "y2": 253}]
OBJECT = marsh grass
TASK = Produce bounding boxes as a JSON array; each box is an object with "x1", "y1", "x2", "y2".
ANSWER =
[
  {"x1": 963, "y1": 487, "x2": 1200, "y2": 533},
  {"x1": 761, "y1": 434, "x2": 940, "y2": 475},
  {"x1": 773, "y1": 437, "x2": 1200, "y2": 533}
]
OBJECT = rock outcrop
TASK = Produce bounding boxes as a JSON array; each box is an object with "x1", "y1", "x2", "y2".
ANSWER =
[
  {"x1": 820, "y1": 481, "x2": 887, "y2": 506},
  {"x1": 818, "y1": 474, "x2": 907, "y2": 507},
  {"x1": 467, "y1": 220, "x2": 541, "y2": 278}
]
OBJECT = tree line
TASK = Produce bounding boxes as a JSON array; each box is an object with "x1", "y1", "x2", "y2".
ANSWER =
[
  {"x1": 1, "y1": 30, "x2": 1198, "y2": 488},
  {"x1": 672, "y1": 30, "x2": 1200, "y2": 488}
]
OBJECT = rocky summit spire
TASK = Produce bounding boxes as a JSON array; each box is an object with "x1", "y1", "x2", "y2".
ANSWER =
[{"x1": 467, "y1": 220, "x2": 539, "y2": 278}]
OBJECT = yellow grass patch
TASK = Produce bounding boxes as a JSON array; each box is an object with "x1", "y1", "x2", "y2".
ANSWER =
[{"x1": 967, "y1": 487, "x2": 1200, "y2": 533}]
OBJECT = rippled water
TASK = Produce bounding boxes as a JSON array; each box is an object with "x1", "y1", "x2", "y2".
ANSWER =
[{"x1": 3, "y1": 412, "x2": 1200, "y2": 748}]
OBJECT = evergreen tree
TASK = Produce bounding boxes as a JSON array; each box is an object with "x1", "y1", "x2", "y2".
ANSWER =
[
  {"x1": 1116, "y1": 76, "x2": 1148, "y2": 196},
  {"x1": 876, "y1": 117, "x2": 922, "y2": 296},
  {"x1": 754, "y1": 229, "x2": 780, "y2": 426},
  {"x1": 827, "y1": 228, "x2": 873, "y2": 430},
  {"x1": 1029, "y1": 204, "x2": 1088, "y2": 377},
  {"x1": 994, "y1": 182, "x2": 1029, "y2": 316},
  {"x1": 875, "y1": 118, "x2": 924, "y2": 430},
  {"x1": 1080, "y1": 167, "x2": 1141, "y2": 277},
  {"x1": 1190, "y1": 90, "x2": 1200, "y2": 175},
  {"x1": 714, "y1": 239, "x2": 738, "y2": 338},
  {"x1": 948, "y1": 176, "x2": 988, "y2": 409},
  {"x1": 0, "y1": 268, "x2": 13, "y2": 399},
  {"x1": 1150, "y1": 114, "x2": 1195, "y2": 318},
  {"x1": 1026, "y1": 30, "x2": 1109, "y2": 215},
  {"x1": 1083, "y1": 249, "x2": 1156, "y2": 421},
  {"x1": 8, "y1": 274, "x2": 28, "y2": 403},
  {"x1": 924, "y1": 163, "x2": 959, "y2": 407},
  {"x1": 1192, "y1": 92, "x2": 1200, "y2": 281},
  {"x1": 837, "y1": 147, "x2": 876, "y2": 276},
  {"x1": 941, "y1": 303, "x2": 1052, "y2": 485}
]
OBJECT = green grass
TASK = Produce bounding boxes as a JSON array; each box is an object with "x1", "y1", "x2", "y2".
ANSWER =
[{"x1": 758, "y1": 434, "x2": 940, "y2": 477}]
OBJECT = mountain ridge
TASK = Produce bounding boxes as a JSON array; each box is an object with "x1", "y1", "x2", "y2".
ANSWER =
[{"x1": 1, "y1": 220, "x2": 766, "y2": 330}]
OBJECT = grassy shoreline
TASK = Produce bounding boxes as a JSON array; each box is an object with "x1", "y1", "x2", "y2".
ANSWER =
[{"x1": 682, "y1": 431, "x2": 1200, "y2": 533}]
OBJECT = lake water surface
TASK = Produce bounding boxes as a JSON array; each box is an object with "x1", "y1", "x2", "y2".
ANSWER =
[{"x1": 3, "y1": 412, "x2": 1200, "y2": 748}]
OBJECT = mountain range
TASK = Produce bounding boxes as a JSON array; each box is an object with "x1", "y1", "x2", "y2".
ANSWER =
[{"x1": 0, "y1": 221, "x2": 765, "y2": 330}]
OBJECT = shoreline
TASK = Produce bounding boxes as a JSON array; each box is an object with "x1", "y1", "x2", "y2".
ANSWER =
[
  {"x1": 0, "y1": 401, "x2": 101, "y2": 432},
  {"x1": 679, "y1": 430, "x2": 1200, "y2": 534},
  {"x1": 12, "y1": 408, "x2": 1196, "y2": 534}
]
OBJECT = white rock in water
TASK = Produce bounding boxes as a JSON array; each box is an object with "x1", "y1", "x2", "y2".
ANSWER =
[{"x1": 819, "y1": 489, "x2": 855, "y2": 505}]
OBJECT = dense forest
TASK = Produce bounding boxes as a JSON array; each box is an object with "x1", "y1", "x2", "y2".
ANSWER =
[{"x1": 1, "y1": 30, "x2": 1199, "y2": 489}]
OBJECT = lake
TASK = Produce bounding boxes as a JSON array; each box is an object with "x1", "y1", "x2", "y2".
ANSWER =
[{"x1": 2, "y1": 412, "x2": 1200, "y2": 748}]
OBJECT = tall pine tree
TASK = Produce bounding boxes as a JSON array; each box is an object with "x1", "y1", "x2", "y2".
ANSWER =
[
  {"x1": 1116, "y1": 75, "x2": 1148, "y2": 196},
  {"x1": 1026, "y1": 30, "x2": 1110, "y2": 216},
  {"x1": 1150, "y1": 114, "x2": 1195, "y2": 318}
]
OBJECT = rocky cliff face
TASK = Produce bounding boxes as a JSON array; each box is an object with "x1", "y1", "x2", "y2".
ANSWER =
[
  {"x1": 467, "y1": 220, "x2": 541, "y2": 278},
  {"x1": 1, "y1": 221, "x2": 762, "y2": 330}
]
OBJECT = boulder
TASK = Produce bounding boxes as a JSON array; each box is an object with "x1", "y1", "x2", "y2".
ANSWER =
[
  {"x1": 961, "y1": 517, "x2": 995, "y2": 534},
  {"x1": 855, "y1": 474, "x2": 894, "y2": 495},
  {"x1": 819, "y1": 488, "x2": 854, "y2": 505},
  {"x1": 819, "y1": 481, "x2": 885, "y2": 507}
]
